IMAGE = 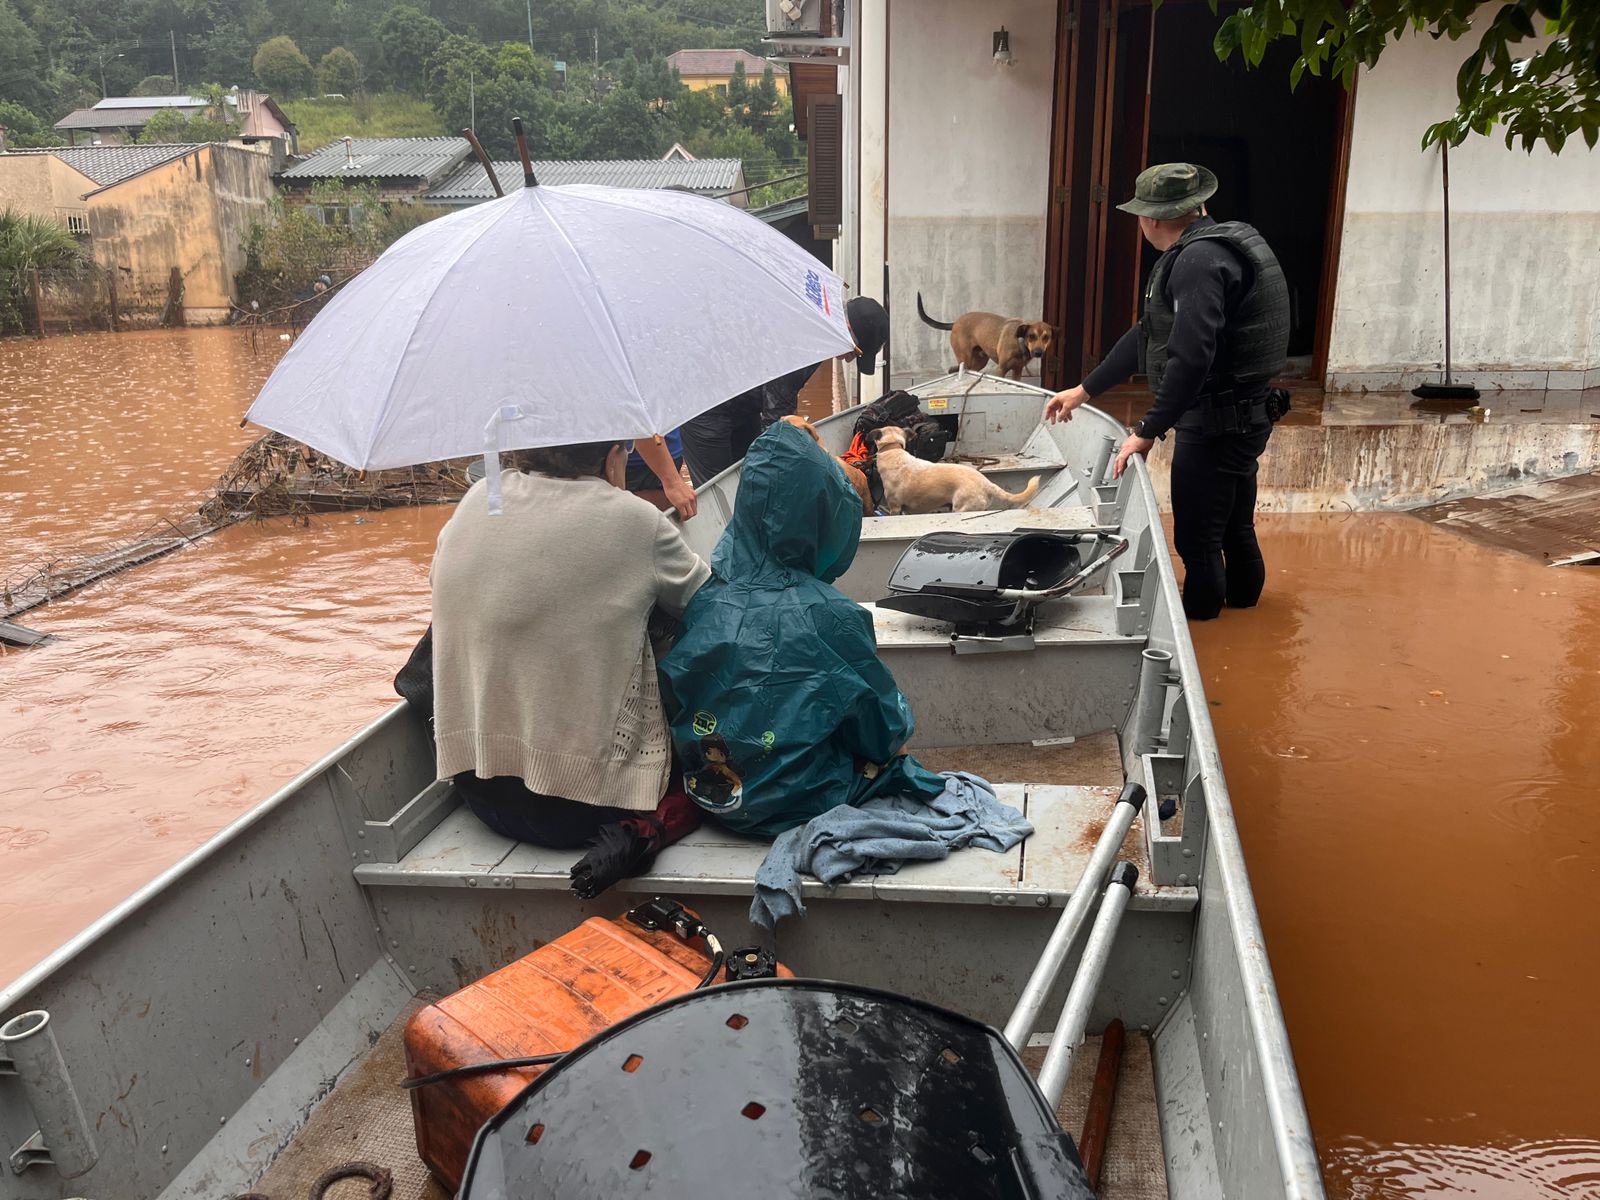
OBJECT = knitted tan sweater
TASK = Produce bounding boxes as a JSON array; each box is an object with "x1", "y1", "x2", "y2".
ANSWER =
[{"x1": 430, "y1": 472, "x2": 710, "y2": 810}]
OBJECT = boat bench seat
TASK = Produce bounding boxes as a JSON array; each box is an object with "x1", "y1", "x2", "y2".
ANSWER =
[{"x1": 353, "y1": 776, "x2": 1196, "y2": 913}]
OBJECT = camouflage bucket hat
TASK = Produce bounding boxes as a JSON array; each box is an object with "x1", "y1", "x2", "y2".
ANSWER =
[{"x1": 1116, "y1": 162, "x2": 1218, "y2": 219}]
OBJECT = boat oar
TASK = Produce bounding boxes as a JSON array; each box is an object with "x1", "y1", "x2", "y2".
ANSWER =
[
  {"x1": 1004, "y1": 781, "x2": 1145, "y2": 1049},
  {"x1": 1036, "y1": 862, "x2": 1139, "y2": 1109}
]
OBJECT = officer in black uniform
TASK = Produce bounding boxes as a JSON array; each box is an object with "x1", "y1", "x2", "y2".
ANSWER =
[{"x1": 1046, "y1": 162, "x2": 1290, "y2": 621}]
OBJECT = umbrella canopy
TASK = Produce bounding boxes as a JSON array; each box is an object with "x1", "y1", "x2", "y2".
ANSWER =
[{"x1": 245, "y1": 184, "x2": 854, "y2": 474}]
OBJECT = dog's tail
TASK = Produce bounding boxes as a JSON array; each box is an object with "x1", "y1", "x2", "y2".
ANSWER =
[
  {"x1": 994, "y1": 475, "x2": 1042, "y2": 509},
  {"x1": 916, "y1": 292, "x2": 954, "y2": 331}
]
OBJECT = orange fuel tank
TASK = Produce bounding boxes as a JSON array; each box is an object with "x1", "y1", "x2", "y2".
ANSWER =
[{"x1": 404, "y1": 910, "x2": 787, "y2": 1191}]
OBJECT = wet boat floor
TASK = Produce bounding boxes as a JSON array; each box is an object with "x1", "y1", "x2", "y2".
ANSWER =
[{"x1": 254, "y1": 996, "x2": 1170, "y2": 1200}]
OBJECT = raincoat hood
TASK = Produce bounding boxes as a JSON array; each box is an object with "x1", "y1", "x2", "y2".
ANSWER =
[{"x1": 711, "y1": 421, "x2": 861, "y2": 585}]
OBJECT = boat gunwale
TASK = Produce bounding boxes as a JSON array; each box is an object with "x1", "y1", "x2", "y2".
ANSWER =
[{"x1": 1, "y1": 377, "x2": 1320, "y2": 1197}]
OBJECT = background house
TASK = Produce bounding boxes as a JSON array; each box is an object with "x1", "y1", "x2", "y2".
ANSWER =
[
  {"x1": 276, "y1": 137, "x2": 473, "y2": 205},
  {"x1": 666, "y1": 50, "x2": 788, "y2": 96},
  {"x1": 279, "y1": 137, "x2": 747, "y2": 208},
  {"x1": 423, "y1": 156, "x2": 747, "y2": 207},
  {"x1": 52, "y1": 92, "x2": 297, "y2": 152},
  {"x1": 0, "y1": 142, "x2": 277, "y2": 323}
]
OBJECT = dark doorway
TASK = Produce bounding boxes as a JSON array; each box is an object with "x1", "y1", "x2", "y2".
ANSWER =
[
  {"x1": 1044, "y1": 0, "x2": 1347, "y2": 386},
  {"x1": 1141, "y1": 3, "x2": 1342, "y2": 373}
]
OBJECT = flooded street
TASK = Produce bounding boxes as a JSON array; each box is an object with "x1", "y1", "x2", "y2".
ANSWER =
[
  {"x1": 3, "y1": 331, "x2": 1598, "y2": 1197},
  {"x1": 2, "y1": 330, "x2": 446, "y2": 982},
  {"x1": 1194, "y1": 514, "x2": 1600, "y2": 1198}
]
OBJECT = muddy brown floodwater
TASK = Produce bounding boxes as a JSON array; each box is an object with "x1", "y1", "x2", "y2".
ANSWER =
[
  {"x1": 2, "y1": 331, "x2": 1598, "y2": 1198},
  {"x1": 1193, "y1": 514, "x2": 1600, "y2": 1199}
]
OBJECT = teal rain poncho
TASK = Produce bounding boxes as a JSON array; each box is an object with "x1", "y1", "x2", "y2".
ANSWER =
[{"x1": 658, "y1": 421, "x2": 944, "y2": 837}]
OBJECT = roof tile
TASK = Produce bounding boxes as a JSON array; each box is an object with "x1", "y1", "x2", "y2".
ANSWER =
[
  {"x1": 277, "y1": 137, "x2": 472, "y2": 182},
  {"x1": 9, "y1": 144, "x2": 202, "y2": 187},
  {"x1": 424, "y1": 156, "x2": 743, "y2": 202}
]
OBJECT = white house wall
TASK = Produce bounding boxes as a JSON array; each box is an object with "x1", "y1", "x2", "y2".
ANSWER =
[
  {"x1": 880, "y1": 0, "x2": 1057, "y2": 383},
  {"x1": 1329, "y1": 33, "x2": 1600, "y2": 390}
]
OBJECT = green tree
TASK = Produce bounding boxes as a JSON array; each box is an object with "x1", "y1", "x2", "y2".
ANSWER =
[
  {"x1": 140, "y1": 84, "x2": 234, "y2": 144},
  {"x1": 0, "y1": 0, "x2": 53, "y2": 114},
  {"x1": 0, "y1": 208, "x2": 83, "y2": 271},
  {"x1": 132, "y1": 74, "x2": 177, "y2": 96},
  {"x1": 1215, "y1": 0, "x2": 1600, "y2": 153},
  {"x1": 593, "y1": 86, "x2": 659, "y2": 158},
  {"x1": 139, "y1": 107, "x2": 232, "y2": 143},
  {"x1": 317, "y1": 47, "x2": 362, "y2": 95},
  {"x1": 0, "y1": 100, "x2": 63, "y2": 147},
  {"x1": 376, "y1": 5, "x2": 448, "y2": 93},
  {"x1": 253, "y1": 36, "x2": 315, "y2": 98}
]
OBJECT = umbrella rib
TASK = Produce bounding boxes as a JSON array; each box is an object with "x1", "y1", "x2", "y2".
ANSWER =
[
  {"x1": 532, "y1": 189, "x2": 651, "y2": 408},
  {"x1": 359, "y1": 196, "x2": 528, "y2": 466}
]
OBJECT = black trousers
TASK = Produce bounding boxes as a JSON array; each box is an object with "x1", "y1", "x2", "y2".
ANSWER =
[
  {"x1": 453, "y1": 772, "x2": 635, "y2": 849},
  {"x1": 681, "y1": 393, "x2": 762, "y2": 486},
  {"x1": 1170, "y1": 426, "x2": 1272, "y2": 621}
]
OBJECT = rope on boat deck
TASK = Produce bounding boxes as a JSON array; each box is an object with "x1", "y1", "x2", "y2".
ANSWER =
[{"x1": 226, "y1": 1159, "x2": 393, "y2": 1200}]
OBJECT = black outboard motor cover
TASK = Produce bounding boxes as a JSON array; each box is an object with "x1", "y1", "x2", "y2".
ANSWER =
[
  {"x1": 877, "y1": 531, "x2": 1084, "y2": 628},
  {"x1": 458, "y1": 980, "x2": 1096, "y2": 1200}
]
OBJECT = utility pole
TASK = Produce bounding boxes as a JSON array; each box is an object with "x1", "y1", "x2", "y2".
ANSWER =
[
  {"x1": 526, "y1": 0, "x2": 534, "y2": 52},
  {"x1": 96, "y1": 47, "x2": 123, "y2": 99},
  {"x1": 469, "y1": 68, "x2": 475, "y2": 132},
  {"x1": 170, "y1": 30, "x2": 180, "y2": 92},
  {"x1": 592, "y1": 29, "x2": 599, "y2": 67}
]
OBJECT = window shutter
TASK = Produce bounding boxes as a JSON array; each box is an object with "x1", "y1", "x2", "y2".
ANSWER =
[{"x1": 807, "y1": 93, "x2": 842, "y2": 239}]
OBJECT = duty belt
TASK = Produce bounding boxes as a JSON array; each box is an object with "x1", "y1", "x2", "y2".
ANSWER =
[{"x1": 1182, "y1": 384, "x2": 1270, "y2": 437}]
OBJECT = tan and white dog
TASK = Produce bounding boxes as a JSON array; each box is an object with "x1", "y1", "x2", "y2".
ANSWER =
[{"x1": 868, "y1": 426, "x2": 1040, "y2": 514}]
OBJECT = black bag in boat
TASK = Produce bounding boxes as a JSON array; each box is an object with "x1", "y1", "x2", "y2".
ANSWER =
[
  {"x1": 851, "y1": 389, "x2": 922, "y2": 441},
  {"x1": 905, "y1": 418, "x2": 953, "y2": 462}
]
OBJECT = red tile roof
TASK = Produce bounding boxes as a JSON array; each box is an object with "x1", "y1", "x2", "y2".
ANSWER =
[{"x1": 665, "y1": 49, "x2": 776, "y2": 78}]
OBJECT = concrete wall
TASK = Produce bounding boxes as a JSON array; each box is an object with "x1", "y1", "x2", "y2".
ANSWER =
[
  {"x1": 0, "y1": 154, "x2": 92, "y2": 223},
  {"x1": 1140, "y1": 422, "x2": 1600, "y2": 513},
  {"x1": 1329, "y1": 33, "x2": 1600, "y2": 391},
  {"x1": 87, "y1": 144, "x2": 276, "y2": 322},
  {"x1": 878, "y1": 0, "x2": 1056, "y2": 384}
]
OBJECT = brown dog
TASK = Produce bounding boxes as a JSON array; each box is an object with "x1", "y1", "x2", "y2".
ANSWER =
[
  {"x1": 917, "y1": 293, "x2": 1054, "y2": 380},
  {"x1": 867, "y1": 426, "x2": 1040, "y2": 514},
  {"x1": 780, "y1": 415, "x2": 874, "y2": 516}
]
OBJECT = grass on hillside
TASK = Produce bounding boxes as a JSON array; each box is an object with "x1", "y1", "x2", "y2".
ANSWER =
[{"x1": 280, "y1": 92, "x2": 446, "y2": 152}]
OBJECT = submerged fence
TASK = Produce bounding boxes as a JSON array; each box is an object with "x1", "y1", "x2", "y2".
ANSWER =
[
  {"x1": 0, "y1": 264, "x2": 119, "y2": 336},
  {"x1": 3, "y1": 433, "x2": 470, "y2": 623}
]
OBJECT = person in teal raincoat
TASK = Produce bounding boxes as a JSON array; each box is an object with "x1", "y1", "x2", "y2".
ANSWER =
[{"x1": 658, "y1": 420, "x2": 945, "y2": 838}]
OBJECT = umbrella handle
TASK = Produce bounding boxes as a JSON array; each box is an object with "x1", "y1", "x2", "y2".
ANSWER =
[{"x1": 482, "y1": 405, "x2": 527, "y2": 516}]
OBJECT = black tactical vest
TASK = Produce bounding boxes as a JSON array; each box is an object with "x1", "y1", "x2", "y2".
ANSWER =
[{"x1": 1138, "y1": 221, "x2": 1290, "y2": 396}]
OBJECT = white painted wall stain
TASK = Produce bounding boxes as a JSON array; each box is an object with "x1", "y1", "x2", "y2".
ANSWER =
[
  {"x1": 1330, "y1": 32, "x2": 1600, "y2": 380},
  {"x1": 884, "y1": 0, "x2": 1056, "y2": 380}
]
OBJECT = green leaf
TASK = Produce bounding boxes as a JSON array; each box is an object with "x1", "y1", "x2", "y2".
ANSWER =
[
  {"x1": 1584, "y1": 122, "x2": 1599, "y2": 150},
  {"x1": 1213, "y1": 16, "x2": 1242, "y2": 59},
  {"x1": 1290, "y1": 57, "x2": 1307, "y2": 90},
  {"x1": 1549, "y1": 124, "x2": 1566, "y2": 152}
]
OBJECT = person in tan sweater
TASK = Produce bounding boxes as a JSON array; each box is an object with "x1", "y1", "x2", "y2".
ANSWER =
[{"x1": 430, "y1": 439, "x2": 710, "y2": 856}]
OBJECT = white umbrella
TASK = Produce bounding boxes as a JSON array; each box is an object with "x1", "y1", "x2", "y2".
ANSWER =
[{"x1": 245, "y1": 182, "x2": 854, "y2": 508}]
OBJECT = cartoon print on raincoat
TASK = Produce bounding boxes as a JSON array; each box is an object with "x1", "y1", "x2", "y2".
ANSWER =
[{"x1": 659, "y1": 420, "x2": 943, "y2": 837}]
